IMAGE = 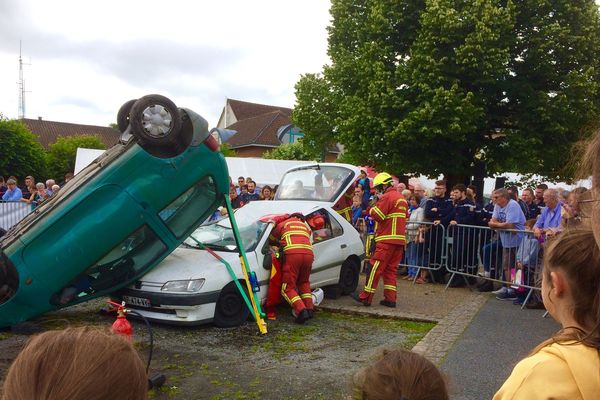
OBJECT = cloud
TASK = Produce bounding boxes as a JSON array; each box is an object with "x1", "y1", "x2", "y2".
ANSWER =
[{"x1": 0, "y1": 0, "x2": 332, "y2": 126}]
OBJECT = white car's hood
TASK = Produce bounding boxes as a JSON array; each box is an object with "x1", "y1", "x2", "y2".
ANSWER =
[{"x1": 138, "y1": 246, "x2": 244, "y2": 283}]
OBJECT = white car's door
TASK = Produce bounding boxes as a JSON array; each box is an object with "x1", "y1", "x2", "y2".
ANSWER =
[{"x1": 310, "y1": 209, "x2": 350, "y2": 287}]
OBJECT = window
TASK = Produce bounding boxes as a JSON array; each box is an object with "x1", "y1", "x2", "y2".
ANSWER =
[
  {"x1": 311, "y1": 209, "x2": 344, "y2": 244},
  {"x1": 185, "y1": 208, "x2": 268, "y2": 253},
  {"x1": 329, "y1": 211, "x2": 344, "y2": 237},
  {"x1": 275, "y1": 165, "x2": 355, "y2": 202},
  {"x1": 52, "y1": 225, "x2": 167, "y2": 305},
  {"x1": 159, "y1": 176, "x2": 219, "y2": 239}
]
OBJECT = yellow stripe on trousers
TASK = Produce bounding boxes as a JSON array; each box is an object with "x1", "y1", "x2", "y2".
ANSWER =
[
  {"x1": 281, "y1": 283, "x2": 302, "y2": 305},
  {"x1": 365, "y1": 260, "x2": 380, "y2": 293}
]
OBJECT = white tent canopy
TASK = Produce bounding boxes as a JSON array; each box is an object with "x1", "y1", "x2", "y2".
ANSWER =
[
  {"x1": 75, "y1": 148, "x2": 313, "y2": 187},
  {"x1": 75, "y1": 148, "x2": 591, "y2": 195}
]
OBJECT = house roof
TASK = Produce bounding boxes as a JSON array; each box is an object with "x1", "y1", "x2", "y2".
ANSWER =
[
  {"x1": 226, "y1": 111, "x2": 290, "y2": 148},
  {"x1": 21, "y1": 118, "x2": 120, "y2": 149},
  {"x1": 227, "y1": 99, "x2": 292, "y2": 122}
]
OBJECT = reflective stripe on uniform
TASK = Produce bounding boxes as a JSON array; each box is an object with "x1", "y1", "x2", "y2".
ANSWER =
[
  {"x1": 283, "y1": 243, "x2": 313, "y2": 251},
  {"x1": 281, "y1": 283, "x2": 303, "y2": 305},
  {"x1": 383, "y1": 284, "x2": 396, "y2": 291},
  {"x1": 370, "y1": 207, "x2": 385, "y2": 220},
  {"x1": 282, "y1": 230, "x2": 311, "y2": 239},
  {"x1": 365, "y1": 260, "x2": 380, "y2": 292},
  {"x1": 387, "y1": 213, "x2": 406, "y2": 218},
  {"x1": 375, "y1": 234, "x2": 406, "y2": 242},
  {"x1": 337, "y1": 207, "x2": 352, "y2": 221},
  {"x1": 300, "y1": 293, "x2": 312, "y2": 299}
]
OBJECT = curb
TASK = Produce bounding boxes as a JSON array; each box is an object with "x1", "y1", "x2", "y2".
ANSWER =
[{"x1": 411, "y1": 292, "x2": 489, "y2": 364}]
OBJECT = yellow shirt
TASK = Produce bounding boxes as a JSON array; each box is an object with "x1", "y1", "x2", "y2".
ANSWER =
[{"x1": 494, "y1": 342, "x2": 600, "y2": 400}]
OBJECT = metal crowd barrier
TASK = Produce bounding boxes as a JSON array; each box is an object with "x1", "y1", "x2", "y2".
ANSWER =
[
  {"x1": 0, "y1": 201, "x2": 35, "y2": 230},
  {"x1": 397, "y1": 222, "x2": 543, "y2": 310},
  {"x1": 400, "y1": 221, "x2": 447, "y2": 281}
]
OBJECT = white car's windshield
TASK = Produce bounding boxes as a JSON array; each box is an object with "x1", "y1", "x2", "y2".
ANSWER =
[
  {"x1": 185, "y1": 209, "x2": 267, "y2": 252},
  {"x1": 275, "y1": 165, "x2": 354, "y2": 202}
]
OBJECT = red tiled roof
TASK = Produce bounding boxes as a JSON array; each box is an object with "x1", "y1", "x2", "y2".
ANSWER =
[
  {"x1": 21, "y1": 118, "x2": 120, "y2": 149},
  {"x1": 228, "y1": 99, "x2": 292, "y2": 122},
  {"x1": 226, "y1": 111, "x2": 290, "y2": 148}
]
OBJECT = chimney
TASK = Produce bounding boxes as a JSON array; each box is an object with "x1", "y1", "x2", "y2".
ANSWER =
[{"x1": 38, "y1": 116, "x2": 42, "y2": 120}]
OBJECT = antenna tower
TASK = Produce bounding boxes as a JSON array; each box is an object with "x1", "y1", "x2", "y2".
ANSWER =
[{"x1": 17, "y1": 41, "x2": 30, "y2": 119}]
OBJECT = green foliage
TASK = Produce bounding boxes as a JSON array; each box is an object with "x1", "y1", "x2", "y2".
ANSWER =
[
  {"x1": 292, "y1": 73, "x2": 338, "y2": 161},
  {"x1": 263, "y1": 142, "x2": 318, "y2": 161},
  {"x1": 0, "y1": 117, "x2": 47, "y2": 179},
  {"x1": 295, "y1": 0, "x2": 600, "y2": 181},
  {"x1": 46, "y1": 135, "x2": 106, "y2": 179},
  {"x1": 220, "y1": 143, "x2": 237, "y2": 157}
]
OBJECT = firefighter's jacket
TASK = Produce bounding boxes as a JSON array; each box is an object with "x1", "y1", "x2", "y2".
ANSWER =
[
  {"x1": 268, "y1": 216, "x2": 313, "y2": 255},
  {"x1": 333, "y1": 188, "x2": 354, "y2": 223},
  {"x1": 369, "y1": 187, "x2": 408, "y2": 245}
]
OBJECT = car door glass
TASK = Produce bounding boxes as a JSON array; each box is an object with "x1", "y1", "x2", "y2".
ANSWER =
[
  {"x1": 329, "y1": 211, "x2": 344, "y2": 237},
  {"x1": 159, "y1": 176, "x2": 219, "y2": 239},
  {"x1": 52, "y1": 225, "x2": 167, "y2": 305},
  {"x1": 310, "y1": 209, "x2": 344, "y2": 243}
]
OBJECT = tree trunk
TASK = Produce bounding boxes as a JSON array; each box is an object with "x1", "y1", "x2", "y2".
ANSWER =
[{"x1": 443, "y1": 173, "x2": 470, "y2": 192}]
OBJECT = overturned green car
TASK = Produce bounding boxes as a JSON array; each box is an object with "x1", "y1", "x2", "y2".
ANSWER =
[{"x1": 0, "y1": 94, "x2": 230, "y2": 327}]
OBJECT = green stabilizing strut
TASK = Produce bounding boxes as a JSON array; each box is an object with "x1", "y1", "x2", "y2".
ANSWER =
[
  {"x1": 223, "y1": 195, "x2": 266, "y2": 319},
  {"x1": 188, "y1": 237, "x2": 255, "y2": 318}
]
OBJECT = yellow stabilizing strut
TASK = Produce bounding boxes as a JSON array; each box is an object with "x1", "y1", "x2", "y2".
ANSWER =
[{"x1": 224, "y1": 195, "x2": 267, "y2": 334}]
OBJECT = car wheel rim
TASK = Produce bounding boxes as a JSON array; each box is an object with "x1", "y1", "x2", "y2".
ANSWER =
[
  {"x1": 141, "y1": 104, "x2": 173, "y2": 138},
  {"x1": 221, "y1": 293, "x2": 242, "y2": 317}
]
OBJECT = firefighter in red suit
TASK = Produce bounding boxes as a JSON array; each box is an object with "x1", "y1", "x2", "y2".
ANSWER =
[
  {"x1": 267, "y1": 213, "x2": 323, "y2": 324},
  {"x1": 333, "y1": 186, "x2": 354, "y2": 223},
  {"x1": 351, "y1": 172, "x2": 407, "y2": 307}
]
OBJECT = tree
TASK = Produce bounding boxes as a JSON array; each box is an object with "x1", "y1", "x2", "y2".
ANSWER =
[
  {"x1": 0, "y1": 116, "x2": 47, "y2": 179},
  {"x1": 292, "y1": 73, "x2": 338, "y2": 161},
  {"x1": 46, "y1": 135, "x2": 106, "y2": 180},
  {"x1": 220, "y1": 143, "x2": 237, "y2": 157},
  {"x1": 295, "y1": 0, "x2": 600, "y2": 187},
  {"x1": 263, "y1": 142, "x2": 318, "y2": 161}
]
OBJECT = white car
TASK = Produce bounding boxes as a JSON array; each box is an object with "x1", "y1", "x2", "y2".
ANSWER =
[{"x1": 112, "y1": 163, "x2": 365, "y2": 326}]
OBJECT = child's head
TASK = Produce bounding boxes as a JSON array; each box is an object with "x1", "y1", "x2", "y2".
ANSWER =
[
  {"x1": 543, "y1": 228, "x2": 600, "y2": 342},
  {"x1": 353, "y1": 196, "x2": 361, "y2": 208},
  {"x1": 353, "y1": 348, "x2": 448, "y2": 400},
  {"x1": 524, "y1": 218, "x2": 536, "y2": 231},
  {"x1": 2, "y1": 326, "x2": 148, "y2": 400}
]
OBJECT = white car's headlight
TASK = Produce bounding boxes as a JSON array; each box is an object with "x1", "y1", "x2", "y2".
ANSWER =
[{"x1": 161, "y1": 279, "x2": 205, "y2": 293}]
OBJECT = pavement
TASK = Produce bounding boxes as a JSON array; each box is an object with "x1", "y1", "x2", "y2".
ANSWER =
[{"x1": 320, "y1": 273, "x2": 560, "y2": 399}]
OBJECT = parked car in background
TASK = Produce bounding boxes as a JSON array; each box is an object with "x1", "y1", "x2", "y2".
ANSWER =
[
  {"x1": 0, "y1": 94, "x2": 231, "y2": 327},
  {"x1": 113, "y1": 164, "x2": 365, "y2": 327}
]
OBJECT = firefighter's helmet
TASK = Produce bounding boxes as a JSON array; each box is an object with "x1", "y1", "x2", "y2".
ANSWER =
[
  {"x1": 373, "y1": 172, "x2": 393, "y2": 187},
  {"x1": 306, "y1": 214, "x2": 325, "y2": 231}
]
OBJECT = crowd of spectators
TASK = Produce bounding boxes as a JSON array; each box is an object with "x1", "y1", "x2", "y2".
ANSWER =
[
  {"x1": 0, "y1": 173, "x2": 74, "y2": 206},
  {"x1": 337, "y1": 172, "x2": 587, "y2": 310}
]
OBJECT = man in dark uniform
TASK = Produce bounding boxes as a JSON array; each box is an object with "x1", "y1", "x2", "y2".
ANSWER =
[
  {"x1": 424, "y1": 180, "x2": 454, "y2": 282},
  {"x1": 447, "y1": 184, "x2": 478, "y2": 286}
]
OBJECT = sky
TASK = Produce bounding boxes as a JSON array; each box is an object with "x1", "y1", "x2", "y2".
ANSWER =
[{"x1": 0, "y1": 0, "x2": 332, "y2": 127}]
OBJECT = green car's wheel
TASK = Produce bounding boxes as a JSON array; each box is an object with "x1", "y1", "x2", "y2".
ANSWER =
[
  {"x1": 116, "y1": 99, "x2": 137, "y2": 133},
  {"x1": 130, "y1": 94, "x2": 184, "y2": 157}
]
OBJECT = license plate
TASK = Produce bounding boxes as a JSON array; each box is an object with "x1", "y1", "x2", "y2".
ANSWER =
[{"x1": 123, "y1": 295, "x2": 151, "y2": 308}]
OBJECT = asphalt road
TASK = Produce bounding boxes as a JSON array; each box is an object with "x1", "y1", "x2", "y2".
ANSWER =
[{"x1": 441, "y1": 297, "x2": 559, "y2": 400}]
